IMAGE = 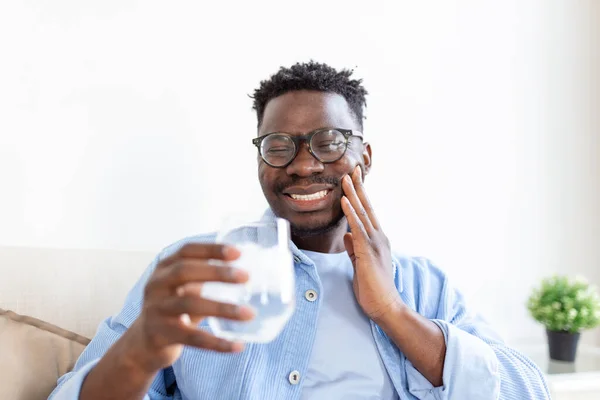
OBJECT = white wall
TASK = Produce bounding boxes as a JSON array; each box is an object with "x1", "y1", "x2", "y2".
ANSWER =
[{"x1": 1, "y1": 0, "x2": 598, "y2": 345}]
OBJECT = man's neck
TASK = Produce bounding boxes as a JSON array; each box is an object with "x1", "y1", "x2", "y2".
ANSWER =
[{"x1": 291, "y1": 222, "x2": 348, "y2": 254}]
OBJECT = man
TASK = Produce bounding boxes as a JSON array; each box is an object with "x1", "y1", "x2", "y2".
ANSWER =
[{"x1": 50, "y1": 62, "x2": 550, "y2": 399}]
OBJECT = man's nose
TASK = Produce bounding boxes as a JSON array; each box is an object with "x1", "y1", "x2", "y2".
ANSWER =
[{"x1": 285, "y1": 144, "x2": 324, "y2": 177}]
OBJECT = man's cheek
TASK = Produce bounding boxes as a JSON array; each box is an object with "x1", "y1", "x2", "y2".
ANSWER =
[{"x1": 257, "y1": 168, "x2": 270, "y2": 189}]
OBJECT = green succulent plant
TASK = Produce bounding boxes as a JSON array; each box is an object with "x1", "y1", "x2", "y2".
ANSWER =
[{"x1": 527, "y1": 275, "x2": 600, "y2": 333}]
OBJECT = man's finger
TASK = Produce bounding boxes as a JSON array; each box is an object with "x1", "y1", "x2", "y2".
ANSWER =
[
  {"x1": 176, "y1": 283, "x2": 207, "y2": 325},
  {"x1": 162, "y1": 320, "x2": 245, "y2": 353},
  {"x1": 179, "y1": 326, "x2": 245, "y2": 353},
  {"x1": 341, "y1": 195, "x2": 370, "y2": 243},
  {"x1": 154, "y1": 259, "x2": 249, "y2": 291},
  {"x1": 159, "y1": 293, "x2": 256, "y2": 321},
  {"x1": 351, "y1": 166, "x2": 381, "y2": 230},
  {"x1": 159, "y1": 244, "x2": 241, "y2": 269},
  {"x1": 342, "y1": 174, "x2": 375, "y2": 235}
]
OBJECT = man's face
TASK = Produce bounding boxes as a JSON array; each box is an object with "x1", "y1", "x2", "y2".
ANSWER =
[{"x1": 257, "y1": 90, "x2": 372, "y2": 236}]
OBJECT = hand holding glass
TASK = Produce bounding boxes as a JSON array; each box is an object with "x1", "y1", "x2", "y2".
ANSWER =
[{"x1": 201, "y1": 217, "x2": 295, "y2": 343}]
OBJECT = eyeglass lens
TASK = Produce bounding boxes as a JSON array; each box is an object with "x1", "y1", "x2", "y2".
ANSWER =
[{"x1": 260, "y1": 129, "x2": 347, "y2": 167}]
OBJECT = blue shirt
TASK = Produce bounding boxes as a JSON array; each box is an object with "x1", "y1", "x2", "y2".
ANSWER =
[
  {"x1": 300, "y1": 250, "x2": 397, "y2": 399},
  {"x1": 49, "y1": 213, "x2": 551, "y2": 399}
]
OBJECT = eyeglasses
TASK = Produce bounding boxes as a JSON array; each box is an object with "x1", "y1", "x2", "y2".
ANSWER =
[{"x1": 252, "y1": 128, "x2": 363, "y2": 168}]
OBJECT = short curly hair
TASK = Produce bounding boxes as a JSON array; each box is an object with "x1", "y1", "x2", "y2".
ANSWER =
[{"x1": 251, "y1": 61, "x2": 368, "y2": 130}]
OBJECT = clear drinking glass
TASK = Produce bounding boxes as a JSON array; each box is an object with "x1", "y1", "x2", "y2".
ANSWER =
[{"x1": 201, "y1": 217, "x2": 295, "y2": 343}]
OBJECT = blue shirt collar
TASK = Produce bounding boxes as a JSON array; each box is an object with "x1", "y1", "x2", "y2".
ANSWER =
[{"x1": 260, "y1": 208, "x2": 403, "y2": 293}]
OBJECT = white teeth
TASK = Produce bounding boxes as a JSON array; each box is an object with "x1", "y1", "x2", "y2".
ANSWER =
[{"x1": 290, "y1": 190, "x2": 328, "y2": 201}]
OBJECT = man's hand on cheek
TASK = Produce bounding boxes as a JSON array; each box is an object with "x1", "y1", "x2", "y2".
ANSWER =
[{"x1": 341, "y1": 166, "x2": 402, "y2": 323}]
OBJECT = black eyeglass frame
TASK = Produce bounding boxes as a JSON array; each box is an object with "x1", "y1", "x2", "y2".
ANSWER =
[{"x1": 252, "y1": 128, "x2": 363, "y2": 168}]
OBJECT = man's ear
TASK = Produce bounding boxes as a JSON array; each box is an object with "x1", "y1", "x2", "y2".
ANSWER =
[{"x1": 362, "y1": 142, "x2": 372, "y2": 178}]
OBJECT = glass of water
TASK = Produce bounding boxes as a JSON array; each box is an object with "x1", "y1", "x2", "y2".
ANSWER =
[{"x1": 202, "y1": 217, "x2": 296, "y2": 343}]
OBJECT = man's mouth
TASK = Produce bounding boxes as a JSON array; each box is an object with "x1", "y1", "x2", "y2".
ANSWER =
[
  {"x1": 287, "y1": 190, "x2": 329, "y2": 201},
  {"x1": 281, "y1": 185, "x2": 335, "y2": 212}
]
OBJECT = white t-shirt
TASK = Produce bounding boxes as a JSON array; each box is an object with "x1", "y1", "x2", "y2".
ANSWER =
[{"x1": 300, "y1": 250, "x2": 397, "y2": 400}]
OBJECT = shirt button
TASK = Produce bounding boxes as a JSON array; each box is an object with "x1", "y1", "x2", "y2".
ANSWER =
[
  {"x1": 288, "y1": 370, "x2": 301, "y2": 385},
  {"x1": 304, "y1": 289, "x2": 318, "y2": 302}
]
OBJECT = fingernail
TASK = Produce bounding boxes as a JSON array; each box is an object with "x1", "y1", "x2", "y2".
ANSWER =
[
  {"x1": 231, "y1": 341, "x2": 245, "y2": 352},
  {"x1": 238, "y1": 305, "x2": 255, "y2": 319},
  {"x1": 238, "y1": 269, "x2": 250, "y2": 281},
  {"x1": 227, "y1": 267, "x2": 248, "y2": 281},
  {"x1": 223, "y1": 246, "x2": 240, "y2": 259}
]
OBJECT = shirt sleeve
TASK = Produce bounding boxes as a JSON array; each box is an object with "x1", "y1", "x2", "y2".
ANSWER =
[
  {"x1": 48, "y1": 256, "x2": 176, "y2": 400},
  {"x1": 403, "y1": 261, "x2": 551, "y2": 400}
]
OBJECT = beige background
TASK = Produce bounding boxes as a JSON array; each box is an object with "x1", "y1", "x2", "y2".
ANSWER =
[{"x1": 0, "y1": 246, "x2": 152, "y2": 338}]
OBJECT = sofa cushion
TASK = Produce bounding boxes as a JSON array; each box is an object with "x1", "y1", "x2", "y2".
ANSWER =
[{"x1": 0, "y1": 309, "x2": 90, "y2": 400}]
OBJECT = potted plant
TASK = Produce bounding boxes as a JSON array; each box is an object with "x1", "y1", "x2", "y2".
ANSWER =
[{"x1": 527, "y1": 275, "x2": 600, "y2": 362}]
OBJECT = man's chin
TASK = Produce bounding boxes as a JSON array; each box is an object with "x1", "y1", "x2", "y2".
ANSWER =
[{"x1": 288, "y1": 213, "x2": 346, "y2": 238}]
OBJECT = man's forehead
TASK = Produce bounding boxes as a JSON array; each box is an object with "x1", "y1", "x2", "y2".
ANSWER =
[{"x1": 259, "y1": 90, "x2": 357, "y2": 135}]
